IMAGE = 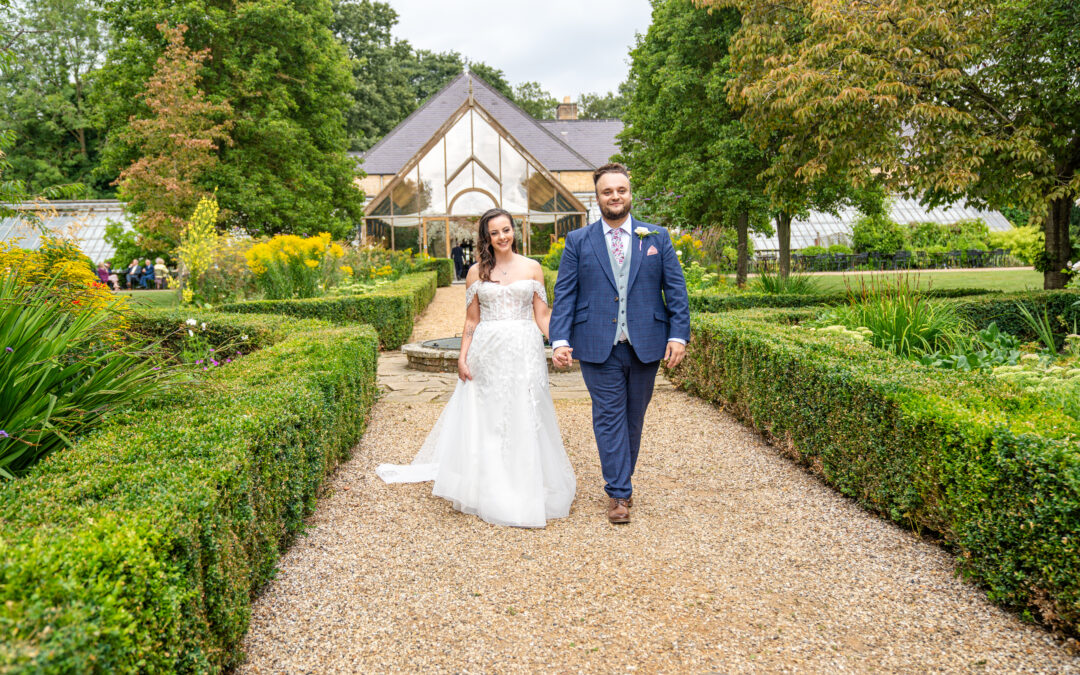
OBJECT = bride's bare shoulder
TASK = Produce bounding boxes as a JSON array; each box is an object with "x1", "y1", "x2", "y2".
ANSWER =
[{"x1": 465, "y1": 263, "x2": 481, "y2": 284}]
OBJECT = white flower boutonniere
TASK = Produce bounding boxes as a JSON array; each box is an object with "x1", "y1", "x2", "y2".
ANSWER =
[{"x1": 634, "y1": 226, "x2": 655, "y2": 250}]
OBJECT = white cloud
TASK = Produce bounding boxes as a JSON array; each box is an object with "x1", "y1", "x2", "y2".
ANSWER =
[{"x1": 388, "y1": 0, "x2": 652, "y2": 99}]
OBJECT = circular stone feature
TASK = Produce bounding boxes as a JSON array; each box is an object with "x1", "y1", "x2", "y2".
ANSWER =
[{"x1": 402, "y1": 337, "x2": 577, "y2": 373}]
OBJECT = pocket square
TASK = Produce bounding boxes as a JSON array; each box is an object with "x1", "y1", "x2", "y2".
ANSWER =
[{"x1": 646, "y1": 245, "x2": 659, "y2": 256}]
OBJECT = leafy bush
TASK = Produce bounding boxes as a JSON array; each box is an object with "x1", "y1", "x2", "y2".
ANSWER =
[
  {"x1": 943, "y1": 290, "x2": 1080, "y2": 342},
  {"x1": 993, "y1": 356, "x2": 1080, "y2": 420},
  {"x1": 244, "y1": 232, "x2": 346, "y2": 300},
  {"x1": 0, "y1": 276, "x2": 169, "y2": 478},
  {"x1": 683, "y1": 261, "x2": 719, "y2": 291},
  {"x1": 418, "y1": 256, "x2": 453, "y2": 287},
  {"x1": 852, "y1": 212, "x2": 905, "y2": 254},
  {"x1": 341, "y1": 244, "x2": 414, "y2": 280},
  {"x1": 828, "y1": 243, "x2": 853, "y2": 255},
  {"x1": 988, "y1": 225, "x2": 1044, "y2": 265},
  {"x1": 689, "y1": 287, "x2": 995, "y2": 313},
  {"x1": 799, "y1": 245, "x2": 828, "y2": 256},
  {"x1": 918, "y1": 322, "x2": 1020, "y2": 371},
  {"x1": 543, "y1": 267, "x2": 558, "y2": 309},
  {"x1": 751, "y1": 268, "x2": 821, "y2": 295},
  {"x1": 542, "y1": 238, "x2": 565, "y2": 270},
  {"x1": 672, "y1": 232, "x2": 705, "y2": 266},
  {"x1": 669, "y1": 308, "x2": 1080, "y2": 633},
  {"x1": 218, "y1": 271, "x2": 437, "y2": 349},
  {"x1": 0, "y1": 309, "x2": 379, "y2": 671}
]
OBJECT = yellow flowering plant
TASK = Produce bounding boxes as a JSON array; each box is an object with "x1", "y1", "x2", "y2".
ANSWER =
[
  {"x1": 244, "y1": 232, "x2": 346, "y2": 299},
  {"x1": 176, "y1": 195, "x2": 220, "y2": 304}
]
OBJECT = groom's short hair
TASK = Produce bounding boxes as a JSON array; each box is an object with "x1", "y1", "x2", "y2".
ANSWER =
[{"x1": 593, "y1": 162, "x2": 630, "y2": 188}]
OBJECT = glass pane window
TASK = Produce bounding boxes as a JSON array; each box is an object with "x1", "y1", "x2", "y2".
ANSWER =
[
  {"x1": 450, "y1": 190, "x2": 496, "y2": 215},
  {"x1": 392, "y1": 178, "x2": 419, "y2": 216},
  {"x1": 417, "y1": 148, "x2": 446, "y2": 215},
  {"x1": 444, "y1": 112, "x2": 471, "y2": 173},
  {"x1": 527, "y1": 170, "x2": 558, "y2": 212},
  {"x1": 473, "y1": 112, "x2": 501, "y2": 171},
  {"x1": 500, "y1": 138, "x2": 528, "y2": 212}
]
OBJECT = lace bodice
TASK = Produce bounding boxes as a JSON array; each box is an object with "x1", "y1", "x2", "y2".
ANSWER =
[{"x1": 465, "y1": 279, "x2": 546, "y2": 322}]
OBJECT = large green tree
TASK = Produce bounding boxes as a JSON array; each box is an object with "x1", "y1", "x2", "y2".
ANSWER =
[
  {"x1": 513, "y1": 81, "x2": 557, "y2": 120},
  {"x1": 620, "y1": 0, "x2": 773, "y2": 286},
  {"x1": 94, "y1": 0, "x2": 364, "y2": 239},
  {"x1": 709, "y1": 0, "x2": 1080, "y2": 288},
  {"x1": 578, "y1": 80, "x2": 633, "y2": 120},
  {"x1": 0, "y1": 0, "x2": 109, "y2": 196}
]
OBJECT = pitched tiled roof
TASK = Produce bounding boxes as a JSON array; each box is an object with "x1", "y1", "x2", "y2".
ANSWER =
[
  {"x1": 538, "y1": 119, "x2": 623, "y2": 168},
  {"x1": 355, "y1": 72, "x2": 597, "y2": 175}
]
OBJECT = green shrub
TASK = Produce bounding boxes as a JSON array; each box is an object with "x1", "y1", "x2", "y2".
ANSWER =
[
  {"x1": 218, "y1": 272, "x2": 437, "y2": 349},
  {"x1": 988, "y1": 225, "x2": 1044, "y2": 265},
  {"x1": 689, "y1": 287, "x2": 996, "y2": 313},
  {"x1": 828, "y1": 243, "x2": 853, "y2": 255},
  {"x1": 419, "y1": 257, "x2": 454, "y2": 287},
  {"x1": 944, "y1": 290, "x2": 1080, "y2": 342},
  {"x1": 0, "y1": 310, "x2": 380, "y2": 671},
  {"x1": 752, "y1": 269, "x2": 821, "y2": 295},
  {"x1": 852, "y1": 213, "x2": 905, "y2": 254},
  {"x1": 543, "y1": 268, "x2": 558, "y2": 309},
  {"x1": 799, "y1": 245, "x2": 828, "y2": 256},
  {"x1": 817, "y1": 290, "x2": 967, "y2": 358},
  {"x1": 542, "y1": 238, "x2": 565, "y2": 270},
  {"x1": 669, "y1": 308, "x2": 1080, "y2": 633}
]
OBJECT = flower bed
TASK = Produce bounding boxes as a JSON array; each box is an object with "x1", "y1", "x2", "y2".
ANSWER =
[
  {"x1": 217, "y1": 271, "x2": 437, "y2": 349},
  {"x1": 0, "y1": 309, "x2": 379, "y2": 671},
  {"x1": 668, "y1": 307, "x2": 1080, "y2": 634}
]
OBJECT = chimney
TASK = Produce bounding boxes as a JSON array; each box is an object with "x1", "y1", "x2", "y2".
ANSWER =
[{"x1": 556, "y1": 96, "x2": 578, "y2": 120}]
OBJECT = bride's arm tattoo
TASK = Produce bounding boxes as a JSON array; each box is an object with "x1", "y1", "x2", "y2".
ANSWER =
[{"x1": 464, "y1": 326, "x2": 475, "y2": 338}]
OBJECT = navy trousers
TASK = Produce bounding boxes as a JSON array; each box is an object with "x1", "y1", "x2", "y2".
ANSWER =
[{"x1": 578, "y1": 341, "x2": 660, "y2": 499}]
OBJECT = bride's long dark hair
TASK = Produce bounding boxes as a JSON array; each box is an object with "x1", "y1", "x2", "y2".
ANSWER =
[{"x1": 477, "y1": 207, "x2": 517, "y2": 282}]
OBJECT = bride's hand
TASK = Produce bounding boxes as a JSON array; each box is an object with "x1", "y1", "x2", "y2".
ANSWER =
[{"x1": 457, "y1": 357, "x2": 472, "y2": 382}]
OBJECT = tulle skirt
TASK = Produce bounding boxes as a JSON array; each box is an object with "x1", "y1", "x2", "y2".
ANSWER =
[{"x1": 376, "y1": 319, "x2": 576, "y2": 528}]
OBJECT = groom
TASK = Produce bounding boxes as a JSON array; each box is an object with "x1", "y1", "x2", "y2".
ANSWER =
[{"x1": 550, "y1": 163, "x2": 690, "y2": 524}]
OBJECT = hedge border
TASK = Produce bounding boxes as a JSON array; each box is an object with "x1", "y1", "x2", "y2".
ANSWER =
[
  {"x1": 688, "y1": 286, "x2": 997, "y2": 313},
  {"x1": 218, "y1": 271, "x2": 437, "y2": 349},
  {"x1": 668, "y1": 307, "x2": 1080, "y2": 634},
  {"x1": 0, "y1": 309, "x2": 380, "y2": 672},
  {"x1": 419, "y1": 258, "x2": 454, "y2": 287}
]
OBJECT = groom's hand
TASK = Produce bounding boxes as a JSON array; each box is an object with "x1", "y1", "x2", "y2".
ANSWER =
[
  {"x1": 663, "y1": 341, "x2": 686, "y2": 368},
  {"x1": 552, "y1": 346, "x2": 573, "y2": 369}
]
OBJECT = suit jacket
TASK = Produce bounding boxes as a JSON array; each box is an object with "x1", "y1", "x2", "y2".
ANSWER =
[{"x1": 550, "y1": 217, "x2": 690, "y2": 364}]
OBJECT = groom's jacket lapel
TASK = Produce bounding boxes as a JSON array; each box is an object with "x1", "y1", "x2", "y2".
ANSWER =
[
  {"x1": 587, "y1": 219, "x2": 619, "y2": 291},
  {"x1": 626, "y1": 216, "x2": 645, "y2": 293}
]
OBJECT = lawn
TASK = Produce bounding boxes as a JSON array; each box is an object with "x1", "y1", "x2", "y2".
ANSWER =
[
  {"x1": 114, "y1": 289, "x2": 180, "y2": 308},
  {"x1": 798, "y1": 269, "x2": 1045, "y2": 294}
]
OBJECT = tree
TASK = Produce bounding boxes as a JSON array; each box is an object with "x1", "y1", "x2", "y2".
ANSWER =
[
  {"x1": 0, "y1": 0, "x2": 110, "y2": 196},
  {"x1": 95, "y1": 0, "x2": 365, "y2": 239},
  {"x1": 578, "y1": 80, "x2": 633, "y2": 119},
  {"x1": 113, "y1": 24, "x2": 231, "y2": 252},
  {"x1": 619, "y1": 0, "x2": 771, "y2": 286},
  {"x1": 467, "y1": 61, "x2": 514, "y2": 99},
  {"x1": 706, "y1": 0, "x2": 1080, "y2": 288},
  {"x1": 513, "y1": 81, "x2": 557, "y2": 120}
]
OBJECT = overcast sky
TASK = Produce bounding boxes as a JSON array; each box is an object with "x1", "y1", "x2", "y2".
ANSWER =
[{"x1": 388, "y1": 0, "x2": 653, "y2": 100}]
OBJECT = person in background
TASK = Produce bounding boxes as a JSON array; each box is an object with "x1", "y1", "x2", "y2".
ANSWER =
[
  {"x1": 108, "y1": 266, "x2": 119, "y2": 291},
  {"x1": 140, "y1": 258, "x2": 155, "y2": 289},
  {"x1": 96, "y1": 262, "x2": 110, "y2": 287},
  {"x1": 126, "y1": 258, "x2": 142, "y2": 289},
  {"x1": 153, "y1": 258, "x2": 169, "y2": 289},
  {"x1": 451, "y1": 243, "x2": 466, "y2": 280}
]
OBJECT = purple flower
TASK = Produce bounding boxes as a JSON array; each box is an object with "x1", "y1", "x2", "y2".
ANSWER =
[
  {"x1": 196, "y1": 359, "x2": 203, "y2": 365},
  {"x1": 0, "y1": 430, "x2": 8, "y2": 439},
  {"x1": 4, "y1": 347, "x2": 11, "y2": 353},
  {"x1": 152, "y1": 366, "x2": 161, "y2": 371},
  {"x1": 203, "y1": 367, "x2": 209, "y2": 371},
  {"x1": 209, "y1": 348, "x2": 215, "y2": 352},
  {"x1": 226, "y1": 359, "x2": 232, "y2": 363}
]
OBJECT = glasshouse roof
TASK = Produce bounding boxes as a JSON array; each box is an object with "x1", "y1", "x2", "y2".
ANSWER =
[
  {"x1": 751, "y1": 197, "x2": 1014, "y2": 251},
  {"x1": 0, "y1": 200, "x2": 131, "y2": 264}
]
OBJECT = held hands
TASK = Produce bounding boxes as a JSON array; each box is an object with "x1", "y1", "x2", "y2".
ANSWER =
[
  {"x1": 552, "y1": 346, "x2": 573, "y2": 369},
  {"x1": 663, "y1": 341, "x2": 686, "y2": 369},
  {"x1": 457, "y1": 357, "x2": 472, "y2": 382}
]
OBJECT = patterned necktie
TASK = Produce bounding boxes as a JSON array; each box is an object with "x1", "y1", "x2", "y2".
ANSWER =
[{"x1": 609, "y1": 227, "x2": 625, "y2": 266}]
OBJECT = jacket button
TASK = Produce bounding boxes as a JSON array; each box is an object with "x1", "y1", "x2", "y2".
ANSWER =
[
  {"x1": 612, "y1": 318, "x2": 617, "y2": 323},
  {"x1": 614, "y1": 296, "x2": 619, "y2": 302}
]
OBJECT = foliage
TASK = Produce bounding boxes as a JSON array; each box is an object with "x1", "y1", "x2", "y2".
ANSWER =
[
  {"x1": 618, "y1": 0, "x2": 770, "y2": 285},
  {"x1": 671, "y1": 232, "x2": 705, "y2": 266},
  {"x1": 988, "y1": 226, "x2": 1044, "y2": 266},
  {"x1": 944, "y1": 290, "x2": 1080, "y2": 343},
  {"x1": 104, "y1": 220, "x2": 164, "y2": 268},
  {"x1": 1015, "y1": 301, "x2": 1060, "y2": 353},
  {"x1": 0, "y1": 0, "x2": 111, "y2": 197},
  {"x1": 175, "y1": 194, "x2": 220, "y2": 303},
  {"x1": 907, "y1": 219, "x2": 991, "y2": 251},
  {"x1": 851, "y1": 213, "x2": 905, "y2": 255},
  {"x1": 682, "y1": 261, "x2": 719, "y2": 291},
  {"x1": 0, "y1": 275, "x2": 169, "y2": 478},
  {"x1": 819, "y1": 293, "x2": 966, "y2": 359},
  {"x1": 244, "y1": 233, "x2": 346, "y2": 300},
  {"x1": 0, "y1": 236, "x2": 113, "y2": 310},
  {"x1": 670, "y1": 308, "x2": 1080, "y2": 633},
  {"x1": 578, "y1": 81, "x2": 632, "y2": 119},
  {"x1": 704, "y1": 0, "x2": 1080, "y2": 288},
  {"x1": 0, "y1": 309, "x2": 378, "y2": 670},
  {"x1": 513, "y1": 81, "x2": 557, "y2": 120},
  {"x1": 918, "y1": 322, "x2": 1020, "y2": 371},
  {"x1": 799, "y1": 245, "x2": 827, "y2": 257},
  {"x1": 542, "y1": 237, "x2": 565, "y2": 270},
  {"x1": 195, "y1": 234, "x2": 259, "y2": 305},
  {"x1": 341, "y1": 243, "x2": 414, "y2": 280},
  {"x1": 751, "y1": 268, "x2": 821, "y2": 295},
  {"x1": 95, "y1": 0, "x2": 364, "y2": 239},
  {"x1": 993, "y1": 356, "x2": 1080, "y2": 420},
  {"x1": 220, "y1": 271, "x2": 436, "y2": 349},
  {"x1": 418, "y1": 256, "x2": 454, "y2": 287},
  {"x1": 828, "y1": 244, "x2": 852, "y2": 255},
  {"x1": 113, "y1": 24, "x2": 232, "y2": 252}
]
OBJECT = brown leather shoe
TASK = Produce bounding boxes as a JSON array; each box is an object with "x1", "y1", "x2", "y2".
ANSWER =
[{"x1": 607, "y1": 498, "x2": 631, "y2": 524}]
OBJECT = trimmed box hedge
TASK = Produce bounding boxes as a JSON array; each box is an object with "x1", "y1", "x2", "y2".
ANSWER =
[
  {"x1": 688, "y1": 286, "x2": 996, "y2": 313},
  {"x1": 668, "y1": 308, "x2": 1080, "y2": 634},
  {"x1": 943, "y1": 290, "x2": 1080, "y2": 343},
  {"x1": 0, "y1": 309, "x2": 380, "y2": 672},
  {"x1": 218, "y1": 271, "x2": 437, "y2": 349},
  {"x1": 419, "y1": 257, "x2": 454, "y2": 287}
]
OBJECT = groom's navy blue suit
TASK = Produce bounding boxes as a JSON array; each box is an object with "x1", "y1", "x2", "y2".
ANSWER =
[{"x1": 550, "y1": 217, "x2": 690, "y2": 499}]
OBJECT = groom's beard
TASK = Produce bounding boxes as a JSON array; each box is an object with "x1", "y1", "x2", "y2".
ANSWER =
[{"x1": 599, "y1": 197, "x2": 632, "y2": 222}]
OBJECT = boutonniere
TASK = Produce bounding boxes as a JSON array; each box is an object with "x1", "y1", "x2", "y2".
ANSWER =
[{"x1": 634, "y1": 226, "x2": 655, "y2": 250}]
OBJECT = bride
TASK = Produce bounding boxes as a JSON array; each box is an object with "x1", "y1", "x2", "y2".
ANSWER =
[{"x1": 376, "y1": 208, "x2": 576, "y2": 528}]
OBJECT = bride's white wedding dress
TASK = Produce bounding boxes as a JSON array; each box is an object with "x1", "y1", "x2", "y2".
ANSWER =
[{"x1": 376, "y1": 279, "x2": 576, "y2": 528}]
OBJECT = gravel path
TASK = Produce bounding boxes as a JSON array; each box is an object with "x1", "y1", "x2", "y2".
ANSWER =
[{"x1": 238, "y1": 286, "x2": 1079, "y2": 673}]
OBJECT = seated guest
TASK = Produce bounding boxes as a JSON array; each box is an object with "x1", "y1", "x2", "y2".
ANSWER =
[
  {"x1": 96, "y1": 262, "x2": 110, "y2": 287},
  {"x1": 140, "y1": 258, "x2": 155, "y2": 289},
  {"x1": 153, "y1": 258, "x2": 169, "y2": 289},
  {"x1": 108, "y1": 268, "x2": 119, "y2": 291},
  {"x1": 126, "y1": 259, "x2": 142, "y2": 289}
]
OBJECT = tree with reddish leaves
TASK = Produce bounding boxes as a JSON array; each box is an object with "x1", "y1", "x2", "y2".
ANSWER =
[{"x1": 113, "y1": 23, "x2": 232, "y2": 252}]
